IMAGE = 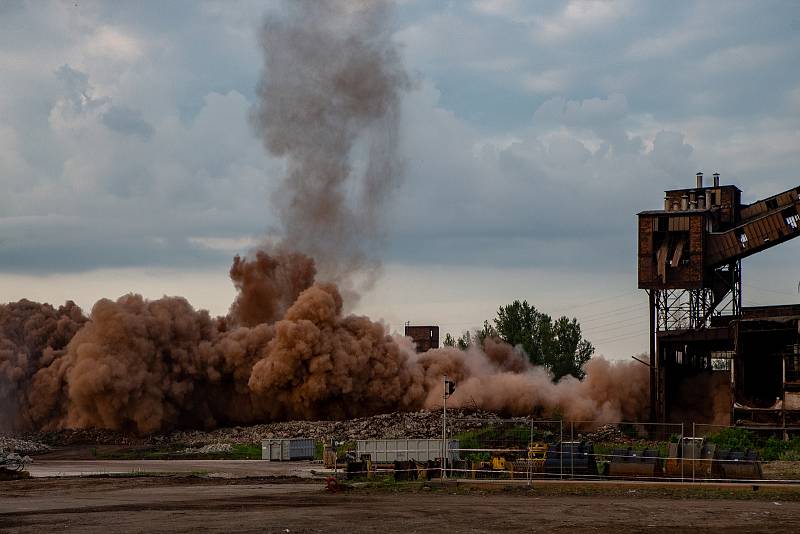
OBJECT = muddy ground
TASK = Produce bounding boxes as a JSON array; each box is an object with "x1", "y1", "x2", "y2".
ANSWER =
[{"x1": 3, "y1": 476, "x2": 800, "y2": 533}]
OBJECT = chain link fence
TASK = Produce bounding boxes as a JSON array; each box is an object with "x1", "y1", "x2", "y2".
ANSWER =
[{"x1": 338, "y1": 418, "x2": 800, "y2": 484}]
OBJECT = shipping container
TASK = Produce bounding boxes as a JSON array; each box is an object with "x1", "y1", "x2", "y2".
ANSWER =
[
  {"x1": 261, "y1": 438, "x2": 316, "y2": 461},
  {"x1": 356, "y1": 439, "x2": 460, "y2": 463}
]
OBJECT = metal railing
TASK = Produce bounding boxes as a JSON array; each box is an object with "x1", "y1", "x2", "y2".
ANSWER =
[{"x1": 334, "y1": 419, "x2": 800, "y2": 485}]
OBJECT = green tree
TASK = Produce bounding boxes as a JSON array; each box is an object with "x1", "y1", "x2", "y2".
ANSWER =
[
  {"x1": 456, "y1": 331, "x2": 472, "y2": 351},
  {"x1": 476, "y1": 320, "x2": 498, "y2": 344},
  {"x1": 442, "y1": 332, "x2": 456, "y2": 347},
  {"x1": 493, "y1": 300, "x2": 594, "y2": 381}
]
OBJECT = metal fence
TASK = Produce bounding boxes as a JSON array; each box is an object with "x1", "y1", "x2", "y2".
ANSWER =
[{"x1": 339, "y1": 418, "x2": 800, "y2": 484}]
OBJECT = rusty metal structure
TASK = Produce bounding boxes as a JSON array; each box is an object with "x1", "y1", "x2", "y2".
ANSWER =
[
  {"x1": 404, "y1": 324, "x2": 439, "y2": 353},
  {"x1": 638, "y1": 172, "x2": 800, "y2": 426}
]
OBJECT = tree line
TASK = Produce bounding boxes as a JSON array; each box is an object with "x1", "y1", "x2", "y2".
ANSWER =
[{"x1": 442, "y1": 300, "x2": 594, "y2": 381}]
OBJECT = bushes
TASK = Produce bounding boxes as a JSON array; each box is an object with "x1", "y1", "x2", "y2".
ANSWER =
[
  {"x1": 762, "y1": 436, "x2": 800, "y2": 461},
  {"x1": 707, "y1": 427, "x2": 756, "y2": 451},
  {"x1": 707, "y1": 427, "x2": 800, "y2": 461}
]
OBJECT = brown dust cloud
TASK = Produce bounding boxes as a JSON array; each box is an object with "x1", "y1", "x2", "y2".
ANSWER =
[{"x1": 0, "y1": 1, "x2": 648, "y2": 435}]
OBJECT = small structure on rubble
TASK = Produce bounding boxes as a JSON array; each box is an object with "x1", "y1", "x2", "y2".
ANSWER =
[
  {"x1": 638, "y1": 172, "x2": 800, "y2": 426},
  {"x1": 404, "y1": 324, "x2": 439, "y2": 353}
]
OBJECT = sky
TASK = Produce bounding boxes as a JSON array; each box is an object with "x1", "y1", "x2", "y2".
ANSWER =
[{"x1": 1, "y1": 0, "x2": 799, "y2": 360}]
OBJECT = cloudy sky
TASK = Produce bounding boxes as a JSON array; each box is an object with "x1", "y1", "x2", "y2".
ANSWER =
[{"x1": 1, "y1": 0, "x2": 799, "y2": 360}]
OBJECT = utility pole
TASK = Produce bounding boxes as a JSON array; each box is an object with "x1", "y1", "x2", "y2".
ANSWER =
[
  {"x1": 442, "y1": 375, "x2": 447, "y2": 479},
  {"x1": 442, "y1": 375, "x2": 455, "y2": 479}
]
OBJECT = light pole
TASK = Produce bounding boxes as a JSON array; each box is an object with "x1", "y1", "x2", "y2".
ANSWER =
[{"x1": 442, "y1": 375, "x2": 455, "y2": 479}]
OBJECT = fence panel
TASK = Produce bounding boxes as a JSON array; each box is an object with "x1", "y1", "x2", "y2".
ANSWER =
[
  {"x1": 337, "y1": 418, "x2": 800, "y2": 484},
  {"x1": 445, "y1": 417, "x2": 562, "y2": 482},
  {"x1": 693, "y1": 423, "x2": 800, "y2": 483}
]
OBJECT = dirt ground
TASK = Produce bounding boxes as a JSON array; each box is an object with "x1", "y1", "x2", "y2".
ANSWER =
[
  {"x1": 3, "y1": 476, "x2": 800, "y2": 533},
  {"x1": 23, "y1": 458, "x2": 319, "y2": 479}
]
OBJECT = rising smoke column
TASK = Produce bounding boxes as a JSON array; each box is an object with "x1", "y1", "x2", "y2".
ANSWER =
[
  {"x1": 251, "y1": 0, "x2": 409, "y2": 296},
  {"x1": 228, "y1": 249, "x2": 316, "y2": 327}
]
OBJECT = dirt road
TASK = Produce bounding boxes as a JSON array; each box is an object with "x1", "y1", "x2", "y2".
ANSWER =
[
  {"x1": 3, "y1": 477, "x2": 800, "y2": 533},
  {"x1": 24, "y1": 459, "x2": 318, "y2": 478}
]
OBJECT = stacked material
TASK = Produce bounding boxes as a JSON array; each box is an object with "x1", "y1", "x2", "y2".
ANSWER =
[
  {"x1": 22, "y1": 409, "x2": 504, "y2": 447},
  {"x1": 0, "y1": 437, "x2": 50, "y2": 454}
]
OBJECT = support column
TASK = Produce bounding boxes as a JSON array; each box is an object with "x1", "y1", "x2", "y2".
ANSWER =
[{"x1": 649, "y1": 290, "x2": 657, "y2": 422}]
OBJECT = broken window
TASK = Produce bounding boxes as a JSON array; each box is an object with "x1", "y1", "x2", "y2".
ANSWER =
[
  {"x1": 712, "y1": 350, "x2": 734, "y2": 371},
  {"x1": 737, "y1": 230, "x2": 749, "y2": 249}
]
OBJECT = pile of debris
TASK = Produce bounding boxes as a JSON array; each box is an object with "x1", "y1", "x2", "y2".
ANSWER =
[
  {"x1": 165, "y1": 409, "x2": 500, "y2": 447},
  {"x1": 20, "y1": 409, "x2": 504, "y2": 447},
  {"x1": 586, "y1": 424, "x2": 633, "y2": 443},
  {"x1": 0, "y1": 450, "x2": 32, "y2": 478},
  {"x1": 24, "y1": 427, "x2": 144, "y2": 447},
  {"x1": 0, "y1": 437, "x2": 51, "y2": 455},
  {"x1": 180, "y1": 443, "x2": 234, "y2": 455}
]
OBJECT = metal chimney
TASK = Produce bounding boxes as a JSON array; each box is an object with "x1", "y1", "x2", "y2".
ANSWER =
[
  {"x1": 696, "y1": 172, "x2": 704, "y2": 189},
  {"x1": 713, "y1": 172, "x2": 720, "y2": 187},
  {"x1": 664, "y1": 195, "x2": 671, "y2": 211}
]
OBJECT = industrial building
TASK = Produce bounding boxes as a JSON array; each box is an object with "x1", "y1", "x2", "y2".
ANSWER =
[
  {"x1": 638, "y1": 173, "x2": 800, "y2": 427},
  {"x1": 404, "y1": 324, "x2": 439, "y2": 353}
]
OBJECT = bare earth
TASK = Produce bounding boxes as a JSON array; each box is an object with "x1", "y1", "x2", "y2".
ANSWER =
[{"x1": 3, "y1": 474, "x2": 800, "y2": 534}]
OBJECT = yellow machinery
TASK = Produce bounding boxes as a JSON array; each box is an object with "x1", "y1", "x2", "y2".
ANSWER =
[
  {"x1": 483, "y1": 443, "x2": 549, "y2": 479},
  {"x1": 528, "y1": 443, "x2": 548, "y2": 472}
]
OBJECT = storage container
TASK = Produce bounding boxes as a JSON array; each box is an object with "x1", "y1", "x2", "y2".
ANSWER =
[{"x1": 261, "y1": 438, "x2": 316, "y2": 461}]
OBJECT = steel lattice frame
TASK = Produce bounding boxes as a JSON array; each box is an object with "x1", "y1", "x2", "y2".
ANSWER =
[{"x1": 649, "y1": 261, "x2": 741, "y2": 332}]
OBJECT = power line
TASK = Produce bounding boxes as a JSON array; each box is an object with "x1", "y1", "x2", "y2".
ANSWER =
[
  {"x1": 549, "y1": 291, "x2": 639, "y2": 314},
  {"x1": 569, "y1": 305, "x2": 646, "y2": 323},
  {"x1": 592, "y1": 331, "x2": 648, "y2": 345},
  {"x1": 582, "y1": 309, "x2": 649, "y2": 326},
  {"x1": 584, "y1": 316, "x2": 650, "y2": 338}
]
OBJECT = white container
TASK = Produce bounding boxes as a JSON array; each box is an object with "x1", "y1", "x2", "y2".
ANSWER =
[
  {"x1": 356, "y1": 439, "x2": 460, "y2": 463},
  {"x1": 261, "y1": 439, "x2": 316, "y2": 461}
]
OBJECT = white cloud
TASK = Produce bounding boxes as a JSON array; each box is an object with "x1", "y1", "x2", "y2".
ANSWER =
[
  {"x1": 534, "y1": 93, "x2": 628, "y2": 125},
  {"x1": 532, "y1": 0, "x2": 629, "y2": 43},
  {"x1": 789, "y1": 86, "x2": 800, "y2": 113},
  {"x1": 701, "y1": 43, "x2": 787, "y2": 74},
  {"x1": 85, "y1": 26, "x2": 144, "y2": 62},
  {"x1": 523, "y1": 69, "x2": 569, "y2": 94},
  {"x1": 471, "y1": 0, "x2": 525, "y2": 18},
  {"x1": 626, "y1": 27, "x2": 699, "y2": 60}
]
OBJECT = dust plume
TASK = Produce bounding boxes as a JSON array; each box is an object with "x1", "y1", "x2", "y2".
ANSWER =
[
  {"x1": 412, "y1": 342, "x2": 649, "y2": 422},
  {"x1": 1, "y1": 1, "x2": 654, "y2": 435},
  {"x1": 228, "y1": 248, "x2": 316, "y2": 327},
  {"x1": 251, "y1": 0, "x2": 409, "y2": 297},
  {"x1": 0, "y1": 300, "x2": 86, "y2": 431},
  {"x1": 1, "y1": 251, "x2": 650, "y2": 434}
]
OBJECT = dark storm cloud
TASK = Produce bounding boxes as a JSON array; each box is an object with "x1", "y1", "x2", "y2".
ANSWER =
[
  {"x1": 54, "y1": 64, "x2": 110, "y2": 114},
  {"x1": 0, "y1": 1, "x2": 798, "y2": 277}
]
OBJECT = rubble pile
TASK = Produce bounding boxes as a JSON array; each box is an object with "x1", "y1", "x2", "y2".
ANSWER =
[
  {"x1": 181, "y1": 443, "x2": 233, "y2": 455},
  {"x1": 23, "y1": 428, "x2": 144, "y2": 447},
  {"x1": 167, "y1": 410, "x2": 501, "y2": 446},
  {"x1": 0, "y1": 437, "x2": 51, "y2": 454},
  {"x1": 20, "y1": 410, "x2": 504, "y2": 447},
  {"x1": 586, "y1": 424, "x2": 632, "y2": 443}
]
